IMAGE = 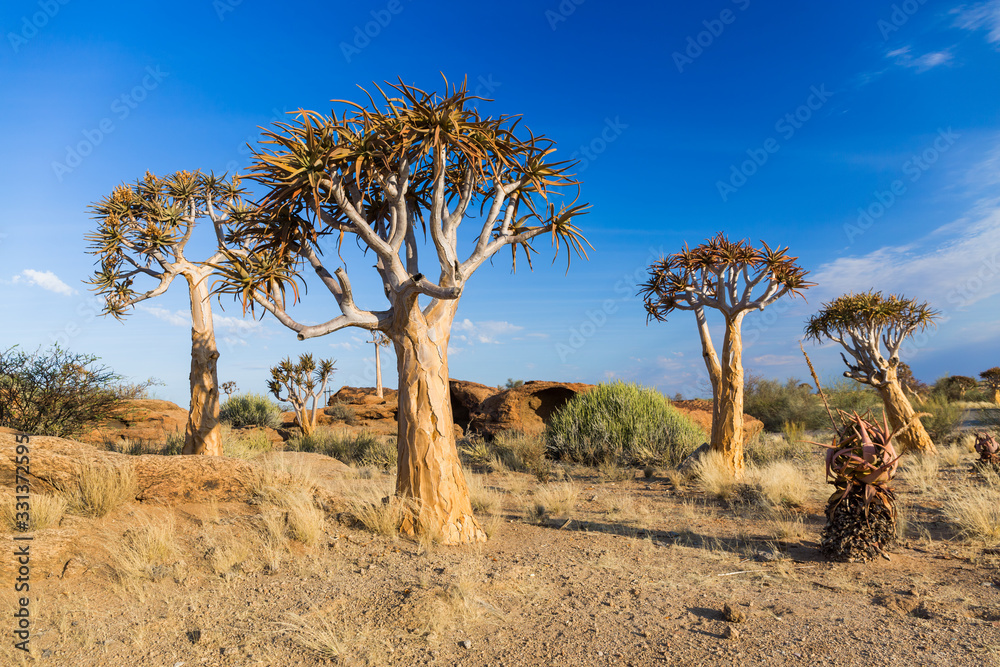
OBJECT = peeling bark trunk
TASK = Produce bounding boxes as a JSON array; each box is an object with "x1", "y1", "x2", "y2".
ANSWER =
[
  {"x1": 182, "y1": 272, "x2": 222, "y2": 456},
  {"x1": 710, "y1": 313, "x2": 746, "y2": 478},
  {"x1": 392, "y1": 299, "x2": 484, "y2": 545},
  {"x1": 877, "y1": 375, "x2": 937, "y2": 455},
  {"x1": 375, "y1": 343, "x2": 384, "y2": 399}
]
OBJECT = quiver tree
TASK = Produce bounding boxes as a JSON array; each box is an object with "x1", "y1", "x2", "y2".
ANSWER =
[
  {"x1": 640, "y1": 234, "x2": 813, "y2": 477},
  {"x1": 938, "y1": 375, "x2": 977, "y2": 401},
  {"x1": 979, "y1": 367, "x2": 1000, "y2": 405},
  {"x1": 214, "y1": 79, "x2": 590, "y2": 544},
  {"x1": 267, "y1": 353, "x2": 335, "y2": 436},
  {"x1": 804, "y1": 291, "x2": 939, "y2": 455},
  {"x1": 86, "y1": 171, "x2": 253, "y2": 455},
  {"x1": 369, "y1": 331, "x2": 392, "y2": 398}
]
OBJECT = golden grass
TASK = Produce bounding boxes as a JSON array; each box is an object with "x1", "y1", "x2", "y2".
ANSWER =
[
  {"x1": 281, "y1": 612, "x2": 347, "y2": 659},
  {"x1": 466, "y1": 472, "x2": 504, "y2": 515},
  {"x1": 902, "y1": 454, "x2": 940, "y2": 493},
  {"x1": 223, "y1": 426, "x2": 275, "y2": 459},
  {"x1": 943, "y1": 484, "x2": 1000, "y2": 543},
  {"x1": 693, "y1": 450, "x2": 736, "y2": 499},
  {"x1": 938, "y1": 445, "x2": 966, "y2": 467},
  {"x1": 278, "y1": 489, "x2": 326, "y2": 546},
  {"x1": 753, "y1": 461, "x2": 810, "y2": 507},
  {"x1": 0, "y1": 493, "x2": 67, "y2": 532},
  {"x1": 207, "y1": 534, "x2": 253, "y2": 578},
  {"x1": 602, "y1": 490, "x2": 650, "y2": 525},
  {"x1": 346, "y1": 488, "x2": 406, "y2": 537},
  {"x1": 530, "y1": 481, "x2": 579, "y2": 520},
  {"x1": 66, "y1": 463, "x2": 136, "y2": 517},
  {"x1": 108, "y1": 514, "x2": 177, "y2": 585},
  {"x1": 258, "y1": 508, "x2": 289, "y2": 573}
]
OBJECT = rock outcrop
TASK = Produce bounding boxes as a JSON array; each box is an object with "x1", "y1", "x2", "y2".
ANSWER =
[
  {"x1": 671, "y1": 399, "x2": 764, "y2": 441},
  {"x1": 449, "y1": 380, "x2": 500, "y2": 432},
  {"x1": 467, "y1": 381, "x2": 596, "y2": 438},
  {"x1": 78, "y1": 398, "x2": 188, "y2": 446}
]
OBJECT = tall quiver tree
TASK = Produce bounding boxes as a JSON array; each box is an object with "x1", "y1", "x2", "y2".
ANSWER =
[
  {"x1": 86, "y1": 171, "x2": 252, "y2": 455},
  {"x1": 804, "y1": 291, "x2": 939, "y2": 455},
  {"x1": 640, "y1": 234, "x2": 814, "y2": 477},
  {"x1": 215, "y1": 80, "x2": 590, "y2": 544},
  {"x1": 980, "y1": 367, "x2": 1000, "y2": 405}
]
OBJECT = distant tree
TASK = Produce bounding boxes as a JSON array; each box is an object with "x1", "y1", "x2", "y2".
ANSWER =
[
  {"x1": 214, "y1": 79, "x2": 590, "y2": 544},
  {"x1": 368, "y1": 331, "x2": 392, "y2": 399},
  {"x1": 267, "y1": 353, "x2": 336, "y2": 437},
  {"x1": 895, "y1": 362, "x2": 927, "y2": 401},
  {"x1": 641, "y1": 234, "x2": 814, "y2": 477},
  {"x1": 86, "y1": 171, "x2": 252, "y2": 455},
  {"x1": 805, "y1": 291, "x2": 939, "y2": 455},
  {"x1": 980, "y1": 367, "x2": 1000, "y2": 405},
  {"x1": 504, "y1": 378, "x2": 525, "y2": 390},
  {"x1": 935, "y1": 375, "x2": 978, "y2": 401}
]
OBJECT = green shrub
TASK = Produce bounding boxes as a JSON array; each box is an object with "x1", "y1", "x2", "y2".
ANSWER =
[
  {"x1": 546, "y1": 381, "x2": 703, "y2": 468},
  {"x1": 743, "y1": 375, "x2": 822, "y2": 432},
  {"x1": 325, "y1": 403, "x2": 356, "y2": 424},
  {"x1": 288, "y1": 428, "x2": 396, "y2": 469},
  {"x1": 921, "y1": 395, "x2": 964, "y2": 445},
  {"x1": 219, "y1": 393, "x2": 282, "y2": 429}
]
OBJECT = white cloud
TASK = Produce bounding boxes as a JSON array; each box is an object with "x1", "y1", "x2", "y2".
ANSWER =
[
  {"x1": 329, "y1": 341, "x2": 356, "y2": 350},
  {"x1": 953, "y1": 0, "x2": 1000, "y2": 44},
  {"x1": 813, "y1": 203, "x2": 1000, "y2": 310},
  {"x1": 10, "y1": 269, "x2": 77, "y2": 296},
  {"x1": 138, "y1": 306, "x2": 189, "y2": 326},
  {"x1": 452, "y1": 319, "x2": 524, "y2": 345},
  {"x1": 887, "y1": 46, "x2": 954, "y2": 71},
  {"x1": 749, "y1": 354, "x2": 800, "y2": 367}
]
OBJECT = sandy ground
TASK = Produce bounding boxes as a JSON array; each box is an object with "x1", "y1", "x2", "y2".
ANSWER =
[{"x1": 2, "y1": 426, "x2": 1000, "y2": 667}]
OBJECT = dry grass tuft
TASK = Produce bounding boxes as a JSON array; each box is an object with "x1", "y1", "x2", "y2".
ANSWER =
[
  {"x1": 466, "y1": 472, "x2": 504, "y2": 515},
  {"x1": 693, "y1": 450, "x2": 736, "y2": 499},
  {"x1": 278, "y1": 489, "x2": 326, "y2": 546},
  {"x1": 281, "y1": 612, "x2": 347, "y2": 660},
  {"x1": 65, "y1": 463, "x2": 136, "y2": 517},
  {"x1": 603, "y1": 490, "x2": 650, "y2": 525},
  {"x1": 902, "y1": 454, "x2": 939, "y2": 493},
  {"x1": 943, "y1": 484, "x2": 1000, "y2": 543},
  {"x1": 0, "y1": 493, "x2": 67, "y2": 532},
  {"x1": 222, "y1": 426, "x2": 275, "y2": 460},
  {"x1": 108, "y1": 514, "x2": 178, "y2": 585},
  {"x1": 529, "y1": 481, "x2": 579, "y2": 521},
  {"x1": 206, "y1": 534, "x2": 253, "y2": 578},
  {"x1": 767, "y1": 512, "x2": 808, "y2": 542},
  {"x1": 938, "y1": 445, "x2": 966, "y2": 468},
  {"x1": 257, "y1": 508, "x2": 289, "y2": 572},
  {"x1": 346, "y1": 487, "x2": 407, "y2": 537},
  {"x1": 753, "y1": 461, "x2": 809, "y2": 507}
]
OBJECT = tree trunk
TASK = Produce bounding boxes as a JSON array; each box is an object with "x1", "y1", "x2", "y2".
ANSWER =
[
  {"x1": 877, "y1": 375, "x2": 937, "y2": 455},
  {"x1": 710, "y1": 313, "x2": 746, "y2": 478},
  {"x1": 695, "y1": 306, "x2": 723, "y2": 449},
  {"x1": 991, "y1": 387, "x2": 1000, "y2": 406},
  {"x1": 392, "y1": 300, "x2": 484, "y2": 545},
  {"x1": 182, "y1": 272, "x2": 222, "y2": 456},
  {"x1": 375, "y1": 343, "x2": 383, "y2": 399}
]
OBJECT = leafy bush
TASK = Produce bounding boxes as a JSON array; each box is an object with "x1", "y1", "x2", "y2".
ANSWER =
[
  {"x1": 743, "y1": 375, "x2": 821, "y2": 432},
  {"x1": 546, "y1": 381, "x2": 704, "y2": 468},
  {"x1": 219, "y1": 393, "x2": 282, "y2": 429},
  {"x1": 325, "y1": 403, "x2": 356, "y2": 424},
  {"x1": 0, "y1": 345, "x2": 154, "y2": 438},
  {"x1": 288, "y1": 428, "x2": 396, "y2": 469},
  {"x1": 921, "y1": 395, "x2": 964, "y2": 445}
]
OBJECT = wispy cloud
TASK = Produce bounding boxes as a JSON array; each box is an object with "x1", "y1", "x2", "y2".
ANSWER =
[
  {"x1": 887, "y1": 46, "x2": 954, "y2": 71},
  {"x1": 749, "y1": 354, "x2": 801, "y2": 367},
  {"x1": 9, "y1": 269, "x2": 77, "y2": 296},
  {"x1": 952, "y1": 0, "x2": 1000, "y2": 44},
  {"x1": 140, "y1": 306, "x2": 266, "y2": 337},
  {"x1": 452, "y1": 319, "x2": 524, "y2": 345},
  {"x1": 139, "y1": 305, "x2": 189, "y2": 326}
]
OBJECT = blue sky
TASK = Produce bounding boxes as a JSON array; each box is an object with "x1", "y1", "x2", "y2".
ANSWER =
[{"x1": 1, "y1": 0, "x2": 998, "y2": 408}]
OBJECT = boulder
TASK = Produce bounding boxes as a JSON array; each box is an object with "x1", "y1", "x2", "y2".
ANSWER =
[
  {"x1": 467, "y1": 381, "x2": 596, "y2": 439},
  {"x1": 78, "y1": 398, "x2": 188, "y2": 446},
  {"x1": 449, "y1": 380, "x2": 500, "y2": 431}
]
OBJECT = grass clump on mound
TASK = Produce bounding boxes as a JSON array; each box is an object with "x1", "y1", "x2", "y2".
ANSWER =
[
  {"x1": 546, "y1": 381, "x2": 703, "y2": 468},
  {"x1": 220, "y1": 393, "x2": 282, "y2": 429},
  {"x1": 287, "y1": 428, "x2": 396, "y2": 470}
]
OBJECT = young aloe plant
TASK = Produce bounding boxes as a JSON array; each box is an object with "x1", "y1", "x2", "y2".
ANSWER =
[
  {"x1": 817, "y1": 410, "x2": 903, "y2": 562},
  {"x1": 973, "y1": 432, "x2": 1000, "y2": 470}
]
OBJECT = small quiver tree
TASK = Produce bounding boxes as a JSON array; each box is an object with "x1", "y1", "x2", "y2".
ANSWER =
[
  {"x1": 980, "y1": 367, "x2": 1000, "y2": 406},
  {"x1": 267, "y1": 353, "x2": 336, "y2": 437},
  {"x1": 973, "y1": 432, "x2": 1000, "y2": 472},
  {"x1": 213, "y1": 79, "x2": 590, "y2": 544},
  {"x1": 640, "y1": 233, "x2": 813, "y2": 478},
  {"x1": 86, "y1": 171, "x2": 253, "y2": 455},
  {"x1": 818, "y1": 411, "x2": 901, "y2": 562},
  {"x1": 369, "y1": 331, "x2": 392, "y2": 399},
  {"x1": 805, "y1": 291, "x2": 939, "y2": 455}
]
